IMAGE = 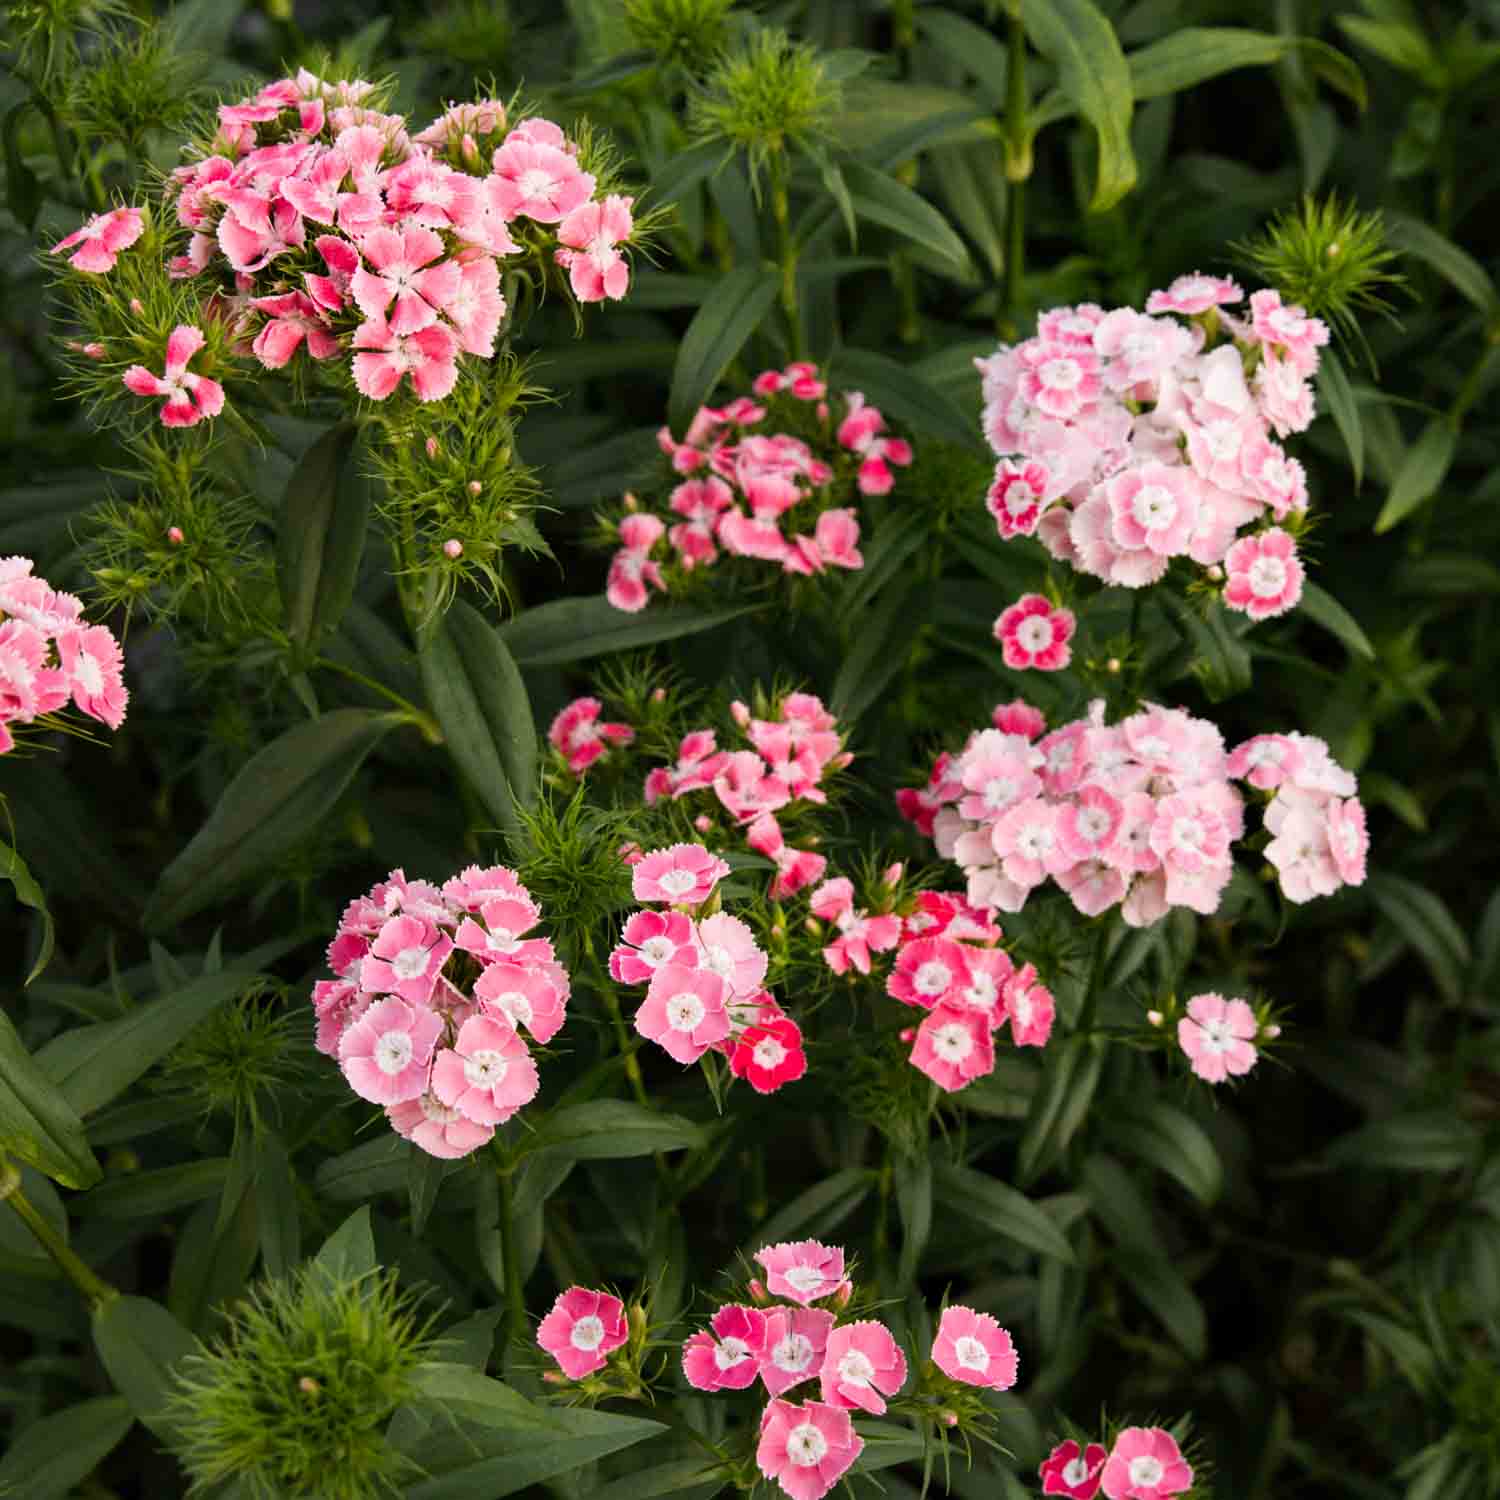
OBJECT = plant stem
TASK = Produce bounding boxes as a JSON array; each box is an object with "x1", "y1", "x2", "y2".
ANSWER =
[
  {"x1": 1449, "y1": 342, "x2": 1499, "y2": 423},
  {"x1": 0, "y1": 1157, "x2": 117, "y2": 1311},
  {"x1": 771, "y1": 158, "x2": 802, "y2": 359},
  {"x1": 584, "y1": 932, "x2": 650, "y2": 1110},
  {"x1": 1073, "y1": 917, "x2": 1114, "y2": 1036},
  {"x1": 314, "y1": 656, "x2": 442, "y2": 742},
  {"x1": 495, "y1": 1156, "x2": 526, "y2": 1348},
  {"x1": 1001, "y1": 7, "x2": 1031, "y2": 335}
]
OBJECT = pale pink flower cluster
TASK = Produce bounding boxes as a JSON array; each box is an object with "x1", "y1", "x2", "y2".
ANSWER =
[
  {"x1": 604, "y1": 364, "x2": 911, "y2": 611},
  {"x1": 310, "y1": 864, "x2": 569, "y2": 1158},
  {"x1": 146, "y1": 70, "x2": 630, "y2": 418},
  {"x1": 1039, "y1": 1425, "x2": 1193, "y2": 1499},
  {"x1": 901, "y1": 697, "x2": 1367, "y2": 925},
  {"x1": 51, "y1": 205, "x2": 145, "y2": 273},
  {"x1": 547, "y1": 695, "x2": 633, "y2": 775},
  {"x1": 643, "y1": 692, "x2": 848, "y2": 900},
  {"x1": 610, "y1": 843, "x2": 807, "y2": 1092},
  {"x1": 0, "y1": 556, "x2": 128, "y2": 753},
  {"x1": 978, "y1": 277, "x2": 1329, "y2": 620}
]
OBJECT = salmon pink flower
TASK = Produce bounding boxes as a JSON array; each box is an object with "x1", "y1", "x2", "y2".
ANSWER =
[
  {"x1": 995, "y1": 594, "x2": 1075, "y2": 671},
  {"x1": 759, "y1": 1307, "x2": 834, "y2": 1396},
  {"x1": 633, "y1": 842, "x2": 731, "y2": 905},
  {"x1": 714, "y1": 750, "x2": 791, "y2": 823},
  {"x1": 556, "y1": 194, "x2": 633, "y2": 302},
  {"x1": 442, "y1": 863, "x2": 527, "y2": 911},
  {"x1": 910, "y1": 1002, "x2": 995, "y2": 1090},
  {"x1": 682, "y1": 1304, "x2": 767, "y2": 1390},
  {"x1": 55, "y1": 625, "x2": 128, "y2": 728},
  {"x1": 430, "y1": 1014, "x2": 538, "y2": 1124},
  {"x1": 491, "y1": 133, "x2": 595, "y2": 222},
  {"x1": 1006, "y1": 964, "x2": 1055, "y2": 1047},
  {"x1": 1177, "y1": 992, "x2": 1258, "y2": 1083},
  {"x1": 536, "y1": 1287, "x2": 628, "y2": 1380},
  {"x1": 820, "y1": 1319, "x2": 906, "y2": 1415},
  {"x1": 474, "y1": 960, "x2": 567, "y2": 1044},
  {"x1": 122, "y1": 325, "x2": 225, "y2": 428},
  {"x1": 757, "y1": 1241, "x2": 845, "y2": 1306},
  {"x1": 757, "y1": 1399, "x2": 862, "y2": 1500},
  {"x1": 386, "y1": 1090, "x2": 494, "y2": 1158},
  {"x1": 351, "y1": 317, "x2": 459, "y2": 402},
  {"x1": 384, "y1": 156, "x2": 480, "y2": 230},
  {"x1": 730, "y1": 1011, "x2": 806, "y2": 1093},
  {"x1": 52, "y1": 206, "x2": 144, "y2": 273},
  {"x1": 305, "y1": 233, "x2": 360, "y2": 311},
  {"x1": 337, "y1": 996, "x2": 442, "y2": 1104},
  {"x1": 636, "y1": 963, "x2": 730, "y2": 1063},
  {"x1": 693, "y1": 912, "x2": 767, "y2": 996},
  {"x1": 609, "y1": 909, "x2": 696, "y2": 983},
  {"x1": 931, "y1": 1306, "x2": 1018, "y2": 1389},
  {"x1": 1100, "y1": 1426, "x2": 1193, "y2": 1499},
  {"x1": 888, "y1": 936, "x2": 972, "y2": 1008},
  {"x1": 987, "y1": 459, "x2": 1054, "y2": 538},
  {"x1": 1041, "y1": 1439, "x2": 1109, "y2": 1498},
  {"x1": 1223, "y1": 527, "x2": 1303, "y2": 619}
]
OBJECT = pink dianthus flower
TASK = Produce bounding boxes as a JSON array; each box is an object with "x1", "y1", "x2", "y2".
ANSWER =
[{"x1": 536, "y1": 1287, "x2": 629, "y2": 1380}]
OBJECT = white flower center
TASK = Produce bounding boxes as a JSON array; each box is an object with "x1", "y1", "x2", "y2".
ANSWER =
[
  {"x1": 75, "y1": 652, "x2": 105, "y2": 696},
  {"x1": 1247, "y1": 740, "x2": 1284, "y2": 766},
  {"x1": 1048, "y1": 740, "x2": 1076, "y2": 771},
  {"x1": 375, "y1": 1031, "x2": 413, "y2": 1074},
  {"x1": 933, "y1": 1023, "x2": 973, "y2": 1062},
  {"x1": 666, "y1": 992, "x2": 705, "y2": 1031},
  {"x1": 714, "y1": 1336, "x2": 751, "y2": 1370},
  {"x1": 783, "y1": 1264, "x2": 824, "y2": 1295},
  {"x1": 983, "y1": 775, "x2": 1018, "y2": 809},
  {"x1": 485, "y1": 927, "x2": 519, "y2": 952},
  {"x1": 773, "y1": 1333, "x2": 814, "y2": 1372},
  {"x1": 420, "y1": 1094, "x2": 458, "y2": 1123},
  {"x1": 1132, "y1": 484, "x2": 1177, "y2": 530},
  {"x1": 656, "y1": 868, "x2": 699, "y2": 897},
  {"x1": 787, "y1": 1423, "x2": 828, "y2": 1467},
  {"x1": 1248, "y1": 555, "x2": 1288, "y2": 596},
  {"x1": 953, "y1": 1335, "x2": 990, "y2": 1371},
  {"x1": 1200, "y1": 1018, "x2": 1232, "y2": 1053},
  {"x1": 914, "y1": 961, "x2": 953, "y2": 997},
  {"x1": 1204, "y1": 423, "x2": 1241, "y2": 461},
  {"x1": 492, "y1": 989, "x2": 532, "y2": 1025},
  {"x1": 1004, "y1": 480, "x2": 1039, "y2": 516},
  {"x1": 753, "y1": 1036, "x2": 788, "y2": 1069},
  {"x1": 1129, "y1": 1456, "x2": 1165, "y2": 1487},
  {"x1": 1062, "y1": 1458, "x2": 1091, "y2": 1486},
  {"x1": 391, "y1": 945, "x2": 431, "y2": 980},
  {"x1": 1018, "y1": 824, "x2": 1056, "y2": 858},
  {"x1": 517, "y1": 167, "x2": 556, "y2": 200},
  {"x1": 1171, "y1": 816, "x2": 1204, "y2": 851},
  {"x1": 1041, "y1": 358, "x2": 1082, "y2": 391},
  {"x1": 1337, "y1": 821, "x2": 1361, "y2": 857},
  {"x1": 836, "y1": 1348, "x2": 875, "y2": 1386},
  {"x1": 964, "y1": 973, "x2": 998, "y2": 1010},
  {"x1": 463, "y1": 1049, "x2": 507, "y2": 1087},
  {"x1": 1076, "y1": 807, "x2": 1111, "y2": 842},
  {"x1": 639, "y1": 935, "x2": 674, "y2": 965},
  {"x1": 702, "y1": 944, "x2": 734, "y2": 980},
  {"x1": 569, "y1": 1314, "x2": 605, "y2": 1352},
  {"x1": 1016, "y1": 616, "x2": 1055, "y2": 652}
]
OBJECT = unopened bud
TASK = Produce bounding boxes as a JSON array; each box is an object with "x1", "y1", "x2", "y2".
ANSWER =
[
  {"x1": 623, "y1": 491, "x2": 639, "y2": 512},
  {"x1": 770, "y1": 924, "x2": 785, "y2": 941},
  {"x1": 542, "y1": 1369, "x2": 566, "y2": 1384},
  {"x1": 730, "y1": 700, "x2": 751, "y2": 727},
  {"x1": 1264, "y1": 1023, "x2": 1281, "y2": 1039},
  {"x1": 461, "y1": 132, "x2": 480, "y2": 168},
  {"x1": 939, "y1": 1409, "x2": 959, "y2": 1428},
  {"x1": 129, "y1": 297, "x2": 144, "y2": 315},
  {"x1": 468, "y1": 480, "x2": 482, "y2": 495},
  {"x1": 831, "y1": 1279, "x2": 852, "y2": 1308},
  {"x1": 804, "y1": 916, "x2": 821, "y2": 935},
  {"x1": 694, "y1": 814, "x2": 712, "y2": 833},
  {"x1": 651, "y1": 686, "x2": 666, "y2": 703},
  {"x1": 1206, "y1": 564, "x2": 1224, "y2": 582},
  {"x1": 629, "y1": 1302, "x2": 649, "y2": 1339},
  {"x1": 1147, "y1": 1010, "x2": 1164, "y2": 1027},
  {"x1": 167, "y1": 526, "x2": 185, "y2": 544},
  {"x1": 816, "y1": 401, "x2": 829, "y2": 423},
  {"x1": 443, "y1": 538, "x2": 463, "y2": 558},
  {"x1": 299, "y1": 1377, "x2": 320, "y2": 1396},
  {"x1": 899, "y1": 1027, "x2": 916, "y2": 1043},
  {"x1": 1106, "y1": 657, "x2": 1122, "y2": 675},
  {"x1": 747, "y1": 1278, "x2": 769, "y2": 1305},
  {"x1": 832, "y1": 752, "x2": 853, "y2": 770},
  {"x1": 1327, "y1": 241, "x2": 1341, "y2": 259},
  {"x1": 883, "y1": 861, "x2": 904, "y2": 886},
  {"x1": 425, "y1": 436, "x2": 439, "y2": 458},
  {"x1": 83, "y1": 341, "x2": 106, "y2": 359}
]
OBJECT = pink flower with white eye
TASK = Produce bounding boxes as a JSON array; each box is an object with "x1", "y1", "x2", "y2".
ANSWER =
[
  {"x1": 1254, "y1": 350, "x2": 1316, "y2": 437},
  {"x1": 632, "y1": 842, "x2": 731, "y2": 906},
  {"x1": 1041, "y1": 1439, "x2": 1109, "y2": 1498},
  {"x1": 507, "y1": 116, "x2": 570, "y2": 150},
  {"x1": 636, "y1": 963, "x2": 730, "y2": 1064},
  {"x1": 756, "y1": 1241, "x2": 845, "y2": 1306},
  {"x1": 986, "y1": 458, "x2": 1054, "y2": 539},
  {"x1": 473, "y1": 960, "x2": 567, "y2": 1044},
  {"x1": 1020, "y1": 340, "x2": 1101, "y2": 419},
  {"x1": 556, "y1": 194, "x2": 633, "y2": 302},
  {"x1": 1092, "y1": 307, "x2": 1193, "y2": 391},
  {"x1": 1177, "y1": 993, "x2": 1258, "y2": 1084},
  {"x1": 992, "y1": 798, "x2": 1070, "y2": 888},
  {"x1": 932, "y1": 1306, "x2": 1018, "y2": 1389},
  {"x1": 1223, "y1": 527, "x2": 1304, "y2": 619},
  {"x1": 304, "y1": 234, "x2": 360, "y2": 312},
  {"x1": 1146, "y1": 271, "x2": 1242, "y2": 315},
  {"x1": 730, "y1": 1011, "x2": 807, "y2": 1093},
  {"x1": 693, "y1": 912, "x2": 767, "y2": 997},
  {"x1": 430, "y1": 1014, "x2": 538, "y2": 1125},
  {"x1": 547, "y1": 694, "x2": 633, "y2": 774},
  {"x1": 1037, "y1": 720, "x2": 1091, "y2": 796},
  {"x1": 536, "y1": 1287, "x2": 628, "y2": 1380},
  {"x1": 54, "y1": 625, "x2": 128, "y2": 729},
  {"x1": 386, "y1": 1090, "x2": 494, "y2": 1158},
  {"x1": 1057, "y1": 784, "x2": 1125, "y2": 862},
  {"x1": 351, "y1": 317, "x2": 460, "y2": 403},
  {"x1": 337, "y1": 996, "x2": 442, "y2": 1105},
  {"x1": 819, "y1": 1320, "x2": 907, "y2": 1415},
  {"x1": 1248, "y1": 288, "x2": 1329, "y2": 375},
  {"x1": 606, "y1": 544, "x2": 667, "y2": 612},
  {"x1": 770, "y1": 847, "x2": 828, "y2": 901},
  {"x1": 277, "y1": 147, "x2": 352, "y2": 225},
  {"x1": 957, "y1": 749, "x2": 1039, "y2": 825},
  {"x1": 1100, "y1": 1427, "x2": 1194, "y2": 1500},
  {"x1": 1121, "y1": 703, "x2": 1191, "y2": 773},
  {"x1": 910, "y1": 1001, "x2": 995, "y2": 1091},
  {"x1": 360, "y1": 914, "x2": 453, "y2": 1005},
  {"x1": 1149, "y1": 791, "x2": 1230, "y2": 874},
  {"x1": 440, "y1": 253, "x2": 507, "y2": 358},
  {"x1": 350, "y1": 225, "x2": 461, "y2": 336},
  {"x1": 1325, "y1": 796, "x2": 1368, "y2": 885},
  {"x1": 609, "y1": 909, "x2": 697, "y2": 983},
  {"x1": 1057, "y1": 858, "x2": 1127, "y2": 917},
  {"x1": 442, "y1": 863, "x2": 526, "y2": 911},
  {"x1": 250, "y1": 290, "x2": 339, "y2": 369},
  {"x1": 1226, "y1": 732, "x2": 1302, "y2": 789},
  {"x1": 955, "y1": 947, "x2": 1015, "y2": 1029},
  {"x1": 717, "y1": 509, "x2": 791, "y2": 562},
  {"x1": 1105, "y1": 463, "x2": 1200, "y2": 557},
  {"x1": 383, "y1": 156, "x2": 479, "y2": 230},
  {"x1": 311, "y1": 979, "x2": 365, "y2": 1057},
  {"x1": 0, "y1": 618, "x2": 68, "y2": 729},
  {"x1": 713, "y1": 750, "x2": 791, "y2": 824},
  {"x1": 812, "y1": 508, "x2": 862, "y2": 569},
  {"x1": 995, "y1": 594, "x2": 1076, "y2": 672},
  {"x1": 122, "y1": 325, "x2": 225, "y2": 428},
  {"x1": 1239, "y1": 433, "x2": 1308, "y2": 520},
  {"x1": 216, "y1": 197, "x2": 305, "y2": 274},
  {"x1": 682, "y1": 1304, "x2": 767, "y2": 1391},
  {"x1": 759, "y1": 1307, "x2": 834, "y2": 1396},
  {"x1": 1005, "y1": 963, "x2": 1055, "y2": 1047},
  {"x1": 490, "y1": 135, "x2": 595, "y2": 222},
  {"x1": 453, "y1": 895, "x2": 550, "y2": 967},
  {"x1": 887, "y1": 936, "x2": 972, "y2": 1009},
  {"x1": 1039, "y1": 302, "x2": 1105, "y2": 346},
  {"x1": 51, "y1": 206, "x2": 144, "y2": 273},
  {"x1": 757, "y1": 1398, "x2": 862, "y2": 1500}
]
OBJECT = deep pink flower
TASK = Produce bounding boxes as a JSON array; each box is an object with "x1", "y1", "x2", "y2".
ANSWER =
[
  {"x1": 819, "y1": 1319, "x2": 907, "y2": 1415},
  {"x1": 54, "y1": 624, "x2": 128, "y2": 728},
  {"x1": 682, "y1": 1304, "x2": 766, "y2": 1391},
  {"x1": 305, "y1": 233, "x2": 360, "y2": 311},
  {"x1": 953, "y1": 946, "x2": 1015, "y2": 1028},
  {"x1": 384, "y1": 156, "x2": 480, "y2": 230},
  {"x1": 730, "y1": 1012, "x2": 806, "y2": 1093},
  {"x1": 1099, "y1": 1426, "x2": 1194, "y2": 1499},
  {"x1": 536, "y1": 1287, "x2": 628, "y2": 1380},
  {"x1": 887, "y1": 936, "x2": 972, "y2": 1009},
  {"x1": 216, "y1": 197, "x2": 305, "y2": 273},
  {"x1": 756, "y1": 1240, "x2": 845, "y2": 1306},
  {"x1": 351, "y1": 317, "x2": 459, "y2": 402},
  {"x1": 636, "y1": 963, "x2": 730, "y2": 1064},
  {"x1": 931, "y1": 1305, "x2": 1018, "y2": 1388},
  {"x1": 995, "y1": 594, "x2": 1076, "y2": 671},
  {"x1": 910, "y1": 1001, "x2": 995, "y2": 1091},
  {"x1": 605, "y1": 542, "x2": 667, "y2": 612},
  {"x1": 122, "y1": 325, "x2": 225, "y2": 428},
  {"x1": 386, "y1": 1090, "x2": 494, "y2": 1158},
  {"x1": 633, "y1": 842, "x2": 731, "y2": 905},
  {"x1": 759, "y1": 1307, "x2": 835, "y2": 1396},
  {"x1": 1223, "y1": 527, "x2": 1304, "y2": 619},
  {"x1": 0, "y1": 619, "x2": 68, "y2": 732},
  {"x1": 430, "y1": 1014, "x2": 538, "y2": 1124},
  {"x1": 1177, "y1": 992, "x2": 1258, "y2": 1083},
  {"x1": 250, "y1": 290, "x2": 339, "y2": 368},
  {"x1": 556, "y1": 194, "x2": 633, "y2": 302},
  {"x1": 52, "y1": 206, "x2": 144, "y2": 273},
  {"x1": 360, "y1": 913, "x2": 452, "y2": 1005},
  {"x1": 473, "y1": 960, "x2": 567, "y2": 1044},
  {"x1": 548, "y1": 695, "x2": 633, "y2": 774},
  {"x1": 757, "y1": 1399, "x2": 862, "y2": 1500},
  {"x1": 987, "y1": 458, "x2": 1054, "y2": 538},
  {"x1": 337, "y1": 996, "x2": 442, "y2": 1105},
  {"x1": 609, "y1": 909, "x2": 697, "y2": 983},
  {"x1": 1005, "y1": 964, "x2": 1055, "y2": 1047},
  {"x1": 1041, "y1": 1440, "x2": 1109, "y2": 1498}
]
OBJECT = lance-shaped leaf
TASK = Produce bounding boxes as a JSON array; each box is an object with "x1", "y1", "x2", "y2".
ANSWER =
[
  {"x1": 1127, "y1": 28, "x2": 1365, "y2": 108},
  {"x1": 144, "y1": 708, "x2": 400, "y2": 930},
  {"x1": 0, "y1": 1009, "x2": 102, "y2": 1189},
  {"x1": 498, "y1": 595, "x2": 754, "y2": 667},
  {"x1": 840, "y1": 160, "x2": 973, "y2": 279},
  {"x1": 668, "y1": 264, "x2": 781, "y2": 433},
  {"x1": 420, "y1": 600, "x2": 536, "y2": 844},
  {"x1": 3, "y1": 838, "x2": 55, "y2": 985},
  {"x1": 92, "y1": 1295, "x2": 198, "y2": 1440},
  {"x1": 0, "y1": 1395, "x2": 134, "y2": 1500}
]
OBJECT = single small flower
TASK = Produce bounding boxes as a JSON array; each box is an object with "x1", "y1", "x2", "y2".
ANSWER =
[
  {"x1": 473, "y1": 961, "x2": 567, "y2": 1045},
  {"x1": 730, "y1": 1010, "x2": 807, "y2": 1093},
  {"x1": 910, "y1": 1002, "x2": 995, "y2": 1091},
  {"x1": 429, "y1": 1014, "x2": 538, "y2": 1125},
  {"x1": 931, "y1": 1305, "x2": 1018, "y2": 1389},
  {"x1": 556, "y1": 194, "x2": 634, "y2": 302},
  {"x1": 759, "y1": 1306, "x2": 835, "y2": 1396},
  {"x1": 756, "y1": 1398, "x2": 863, "y2": 1500},
  {"x1": 55, "y1": 625, "x2": 128, "y2": 728},
  {"x1": 756, "y1": 1240, "x2": 845, "y2": 1306},
  {"x1": 387, "y1": 1089, "x2": 494, "y2": 1158},
  {"x1": 1005, "y1": 964, "x2": 1055, "y2": 1048},
  {"x1": 995, "y1": 593, "x2": 1076, "y2": 672},
  {"x1": 351, "y1": 316, "x2": 460, "y2": 403},
  {"x1": 682, "y1": 1303, "x2": 767, "y2": 1391},
  {"x1": 1099, "y1": 1426, "x2": 1194, "y2": 1500},
  {"x1": 52, "y1": 206, "x2": 144, "y2": 273},
  {"x1": 536, "y1": 1287, "x2": 629, "y2": 1380},
  {"x1": 337, "y1": 997, "x2": 443, "y2": 1105},
  {"x1": 819, "y1": 1319, "x2": 907, "y2": 1415},
  {"x1": 635, "y1": 963, "x2": 731, "y2": 1064},
  {"x1": 632, "y1": 842, "x2": 731, "y2": 905},
  {"x1": 1223, "y1": 527, "x2": 1304, "y2": 619},
  {"x1": 1041, "y1": 1439, "x2": 1110, "y2": 1498},
  {"x1": 122, "y1": 325, "x2": 225, "y2": 428},
  {"x1": 1177, "y1": 992, "x2": 1258, "y2": 1083},
  {"x1": 361, "y1": 913, "x2": 453, "y2": 1006},
  {"x1": 609, "y1": 909, "x2": 698, "y2": 984}
]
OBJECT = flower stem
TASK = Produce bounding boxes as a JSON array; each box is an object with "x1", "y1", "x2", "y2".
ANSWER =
[
  {"x1": 584, "y1": 932, "x2": 651, "y2": 1110},
  {"x1": 1073, "y1": 918, "x2": 1114, "y2": 1036},
  {"x1": 314, "y1": 656, "x2": 442, "y2": 743},
  {"x1": 1001, "y1": 8, "x2": 1031, "y2": 336},
  {"x1": 0, "y1": 1156, "x2": 117, "y2": 1312},
  {"x1": 772, "y1": 159, "x2": 802, "y2": 359},
  {"x1": 494, "y1": 1156, "x2": 526, "y2": 1349}
]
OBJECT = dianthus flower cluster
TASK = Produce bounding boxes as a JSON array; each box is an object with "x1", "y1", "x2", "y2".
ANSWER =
[
  {"x1": 1039, "y1": 1425, "x2": 1193, "y2": 1499},
  {"x1": 900, "y1": 697, "x2": 1367, "y2": 925},
  {"x1": 54, "y1": 71, "x2": 633, "y2": 425},
  {"x1": 609, "y1": 843, "x2": 806, "y2": 1092},
  {"x1": 603, "y1": 363, "x2": 911, "y2": 611},
  {"x1": 0, "y1": 556, "x2": 128, "y2": 753},
  {"x1": 309, "y1": 864, "x2": 569, "y2": 1158},
  {"x1": 977, "y1": 275, "x2": 1329, "y2": 620}
]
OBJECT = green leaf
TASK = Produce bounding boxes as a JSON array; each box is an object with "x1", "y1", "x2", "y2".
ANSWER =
[
  {"x1": 1368, "y1": 872, "x2": 1471, "y2": 1002},
  {"x1": 1317, "y1": 349, "x2": 1364, "y2": 489},
  {"x1": 1110, "y1": 1101, "x2": 1222, "y2": 1206},
  {"x1": 1, "y1": 838, "x2": 53, "y2": 985},
  {"x1": 831, "y1": 581, "x2": 917, "y2": 723},
  {"x1": 587, "y1": 1458, "x2": 728, "y2": 1500},
  {"x1": 2, "y1": 103, "x2": 42, "y2": 231},
  {"x1": 1018, "y1": 1037, "x2": 1104, "y2": 1186},
  {"x1": 73, "y1": 1158, "x2": 230, "y2": 1219},
  {"x1": 1335, "y1": 15, "x2": 1440, "y2": 83},
  {"x1": 750, "y1": 1168, "x2": 877, "y2": 1250},
  {"x1": 829, "y1": 347, "x2": 982, "y2": 449},
  {"x1": 436, "y1": 1308, "x2": 502, "y2": 1370},
  {"x1": 314, "y1": 1205, "x2": 377, "y2": 1280},
  {"x1": 275, "y1": 421, "x2": 374, "y2": 649},
  {"x1": 839, "y1": 160, "x2": 973, "y2": 278},
  {"x1": 1387, "y1": 215, "x2": 1500, "y2": 316},
  {"x1": 1395, "y1": 555, "x2": 1500, "y2": 595},
  {"x1": 915, "y1": 9, "x2": 1011, "y2": 108},
  {"x1": 36, "y1": 971, "x2": 249, "y2": 1119},
  {"x1": 529, "y1": 1100, "x2": 705, "y2": 1161},
  {"x1": 667, "y1": 266, "x2": 781, "y2": 433},
  {"x1": 314, "y1": 1135, "x2": 408, "y2": 1202},
  {"x1": 420, "y1": 599, "x2": 536, "y2": 844},
  {"x1": 91, "y1": 1294, "x2": 197, "y2": 1440},
  {"x1": 408, "y1": 1361, "x2": 545, "y2": 1427},
  {"x1": 928, "y1": 142, "x2": 1007, "y2": 280},
  {"x1": 1158, "y1": 591, "x2": 1251, "y2": 701},
  {"x1": 829, "y1": 81, "x2": 994, "y2": 162},
  {"x1": 498, "y1": 596, "x2": 754, "y2": 667},
  {"x1": 255, "y1": 1129, "x2": 300, "y2": 1279},
  {"x1": 1080, "y1": 1153, "x2": 1161, "y2": 1255},
  {"x1": 1300, "y1": 582, "x2": 1376, "y2": 661},
  {"x1": 408, "y1": 1144, "x2": 449, "y2": 1237},
  {"x1": 650, "y1": 141, "x2": 726, "y2": 206},
  {"x1": 1113, "y1": 1248, "x2": 1207, "y2": 1359},
  {"x1": 894, "y1": 1152, "x2": 932, "y2": 1287},
  {"x1": 1322, "y1": 1110, "x2": 1481, "y2": 1173},
  {"x1": 144, "y1": 708, "x2": 399, "y2": 930},
  {"x1": 0, "y1": 1008, "x2": 102, "y2": 1189},
  {"x1": 934, "y1": 1163, "x2": 1078, "y2": 1263},
  {"x1": 1374, "y1": 418, "x2": 1458, "y2": 533},
  {"x1": 1128, "y1": 29, "x2": 1366, "y2": 107},
  {"x1": 0, "y1": 1395, "x2": 134, "y2": 1500},
  {"x1": 163, "y1": 0, "x2": 246, "y2": 54},
  {"x1": 1022, "y1": 0, "x2": 1138, "y2": 211}
]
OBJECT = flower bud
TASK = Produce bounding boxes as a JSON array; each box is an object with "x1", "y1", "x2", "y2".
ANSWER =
[
  {"x1": 1206, "y1": 564, "x2": 1224, "y2": 582},
  {"x1": 883, "y1": 861, "x2": 904, "y2": 886},
  {"x1": 623, "y1": 491, "x2": 639, "y2": 512},
  {"x1": 730, "y1": 700, "x2": 750, "y2": 727},
  {"x1": 831, "y1": 1279, "x2": 852, "y2": 1308},
  {"x1": 167, "y1": 526, "x2": 185, "y2": 544},
  {"x1": 816, "y1": 401, "x2": 829, "y2": 423},
  {"x1": 747, "y1": 1279, "x2": 770, "y2": 1305},
  {"x1": 130, "y1": 297, "x2": 144, "y2": 315},
  {"x1": 83, "y1": 341, "x2": 106, "y2": 359},
  {"x1": 1263, "y1": 1023, "x2": 1281, "y2": 1039},
  {"x1": 939, "y1": 1410, "x2": 959, "y2": 1428},
  {"x1": 694, "y1": 814, "x2": 712, "y2": 833},
  {"x1": 1147, "y1": 1010, "x2": 1164, "y2": 1027},
  {"x1": 468, "y1": 480, "x2": 482, "y2": 495},
  {"x1": 1107, "y1": 657, "x2": 1122, "y2": 674},
  {"x1": 461, "y1": 132, "x2": 480, "y2": 168},
  {"x1": 769, "y1": 924, "x2": 785, "y2": 941},
  {"x1": 651, "y1": 686, "x2": 666, "y2": 703},
  {"x1": 542, "y1": 1369, "x2": 566, "y2": 1384},
  {"x1": 443, "y1": 539, "x2": 463, "y2": 559},
  {"x1": 629, "y1": 1302, "x2": 649, "y2": 1340},
  {"x1": 298, "y1": 1377, "x2": 320, "y2": 1396},
  {"x1": 425, "y1": 436, "x2": 439, "y2": 458},
  {"x1": 804, "y1": 916, "x2": 821, "y2": 935},
  {"x1": 899, "y1": 1027, "x2": 916, "y2": 1043}
]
